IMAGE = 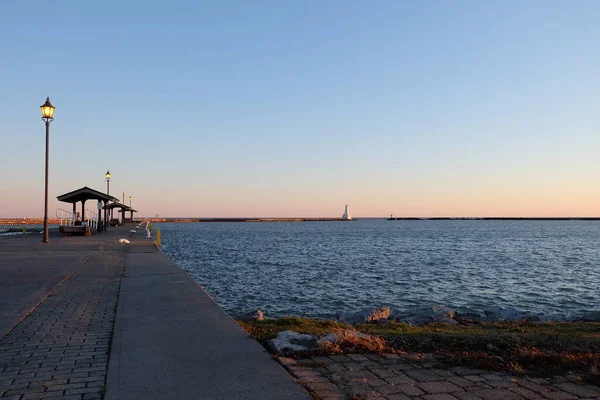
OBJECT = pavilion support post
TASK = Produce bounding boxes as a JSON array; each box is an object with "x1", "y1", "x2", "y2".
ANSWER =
[
  {"x1": 81, "y1": 200, "x2": 86, "y2": 222},
  {"x1": 104, "y1": 201, "x2": 108, "y2": 230},
  {"x1": 72, "y1": 203, "x2": 76, "y2": 221}
]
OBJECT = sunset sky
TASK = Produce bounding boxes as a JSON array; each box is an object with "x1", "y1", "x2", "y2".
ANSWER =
[{"x1": 1, "y1": 1, "x2": 598, "y2": 218}]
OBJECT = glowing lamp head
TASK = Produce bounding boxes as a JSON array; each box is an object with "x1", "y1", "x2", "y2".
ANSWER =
[
  {"x1": 105, "y1": 170, "x2": 111, "y2": 180},
  {"x1": 129, "y1": 196, "x2": 132, "y2": 200},
  {"x1": 40, "y1": 97, "x2": 55, "y2": 119}
]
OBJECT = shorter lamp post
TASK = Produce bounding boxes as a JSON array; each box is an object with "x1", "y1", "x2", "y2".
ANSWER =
[
  {"x1": 129, "y1": 196, "x2": 132, "y2": 207},
  {"x1": 40, "y1": 97, "x2": 55, "y2": 244}
]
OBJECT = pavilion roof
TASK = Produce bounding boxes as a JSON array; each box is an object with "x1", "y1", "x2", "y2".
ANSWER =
[
  {"x1": 57, "y1": 186, "x2": 117, "y2": 204},
  {"x1": 104, "y1": 203, "x2": 137, "y2": 212}
]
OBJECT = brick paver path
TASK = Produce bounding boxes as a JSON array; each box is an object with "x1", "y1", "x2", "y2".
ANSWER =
[
  {"x1": 279, "y1": 353, "x2": 600, "y2": 400},
  {"x1": 0, "y1": 246, "x2": 125, "y2": 400}
]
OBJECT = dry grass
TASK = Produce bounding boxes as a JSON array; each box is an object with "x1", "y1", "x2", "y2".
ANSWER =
[
  {"x1": 319, "y1": 328, "x2": 389, "y2": 354},
  {"x1": 239, "y1": 317, "x2": 600, "y2": 382}
]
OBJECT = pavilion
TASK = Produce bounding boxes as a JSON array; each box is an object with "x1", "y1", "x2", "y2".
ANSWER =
[
  {"x1": 104, "y1": 203, "x2": 138, "y2": 225},
  {"x1": 56, "y1": 186, "x2": 118, "y2": 231}
]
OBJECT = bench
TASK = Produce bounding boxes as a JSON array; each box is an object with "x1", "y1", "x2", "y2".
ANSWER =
[{"x1": 59, "y1": 226, "x2": 89, "y2": 236}]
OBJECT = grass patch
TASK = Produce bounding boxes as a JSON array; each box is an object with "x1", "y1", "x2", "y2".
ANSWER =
[{"x1": 239, "y1": 317, "x2": 600, "y2": 384}]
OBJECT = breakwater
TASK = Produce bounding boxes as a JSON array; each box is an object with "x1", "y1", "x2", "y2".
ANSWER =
[
  {"x1": 387, "y1": 217, "x2": 600, "y2": 220},
  {"x1": 144, "y1": 218, "x2": 352, "y2": 223},
  {"x1": 0, "y1": 218, "x2": 60, "y2": 225}
]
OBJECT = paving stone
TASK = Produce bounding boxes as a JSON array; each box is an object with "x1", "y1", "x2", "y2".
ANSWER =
[
  {"x1": 338, "y1": 371, "x2": 379, "y2": 383},
  {"x1": 372, "y1": 368, "x2": 396, "y2": 379},
  {"x1": 485, "y1": 379, "x2": 519, "y2": 389},
  {"x1": 553, "y1": 383, "x2": 600, "y2": 398},
  {"x1": 374, "y1": 383, "x2": 401, "y2": 395},
  {"x1": 330, "y1": 355, "x2": 351, "y2": 362},
  {"x1": 327, "y1": 363, "x2": 348, "y2": 373},
  {"x1": 23, "y1": 391, "x2": 66, "y2": 399},
  {"x1": 347, "y1": 354, "x2": 369, "y2": 361},
  {"x1": 389, "y1": 363, "x2": 414, "y2": 372},
  {"x1": 449, "y1": 367, "x2": 487, "y2": 375},
  {"x1": 385, "y1": 374, "x2": 417, "y2": 385},
  {"x1": 453, "y1": 392, "x2": 484, "y2": 400},
  {"x1": 64, "y1": 386, "x2": 103, "y2": 395},
  {"x1": 422, "y1": 394, "x2": 461, "y2": 400},
  {"x1": 385, "y1": 394, "x2": 411, "y2": 400},
  {"x1": 430, "y1": 369, "x2": 456, "y2": 377},
  {"x1": 517, "y1": 380, "x2": 551, "y2": 394},
  {"x1": 297, "y1": 359, "x2": 317, "y2": 366},
  {"x1": 541, "y1": 391, "x2": 578, "y2": 400},
  {"x1": 277, "y1": 357, "x2": 298, "y2": 365},
  {"x1": 345, "y1": 362, "x2": 366, "y2": 372},
  {"x1": 475, "y1": 382, "x2": 493, "y2": 389},
  {"x1": 418, "y1": 381, "x2": 464, "y2": 394},
  {"x1": 463, "y1": 375, "x2": 487, "y2": 382},
  {"x1": 507, "y1": 386, "x2": 543, "y2": 399},
  {"x1": 480, "y1": 373, "x2": 505, "y2": 381},
  {"x1": 405, "y1": 369, "x2": 443, "y2": 382},
  {"x1": 446, "y1": 376, "x2": 475, "y2": 388},
  {"x1": 311, "y1": 390, "x2": 346, "y2": 400},
  {"x1": 348, "y1": 383, "x2": 376, "y2": 396},
  {"x1": 396, "y1": 383, "x2": 426, "y2": 396},
  {"x1": 474, "y1": 388, "x2": 526, "y2": 400},
  {"x1": 291, "y1": 369, "x2": 322, "y2": 378},
  {"x1": 299, "y1": 375, "x2": 330, "y2": 383},
  {"x1": 305, "y1": 381, "x2": 341, "y2": 392}
]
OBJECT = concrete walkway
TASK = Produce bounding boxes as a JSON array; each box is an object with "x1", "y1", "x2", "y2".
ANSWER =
[
  {"x1": 0, "y1": 227, "x2": 311, "y2": 400},
  {"x1": 105, "y1": 229, "x2": 311, "y2": 400}
]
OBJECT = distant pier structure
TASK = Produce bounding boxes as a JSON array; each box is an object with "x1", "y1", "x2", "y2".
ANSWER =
[{"x1": 342, "y1": 205, "x2": 352, "y2": 220}]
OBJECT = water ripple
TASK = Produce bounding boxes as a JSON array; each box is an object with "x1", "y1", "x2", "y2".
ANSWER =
[{"x1": 158, "y1": 220, "x2": 600, "y2": 321}]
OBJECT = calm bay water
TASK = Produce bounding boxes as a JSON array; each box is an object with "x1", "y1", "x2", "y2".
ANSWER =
[{"x1": 157, "y1": 220, "x2": 600, "y2": 321}]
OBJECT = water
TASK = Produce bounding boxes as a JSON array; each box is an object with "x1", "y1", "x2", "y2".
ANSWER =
[{"x1": 157, "y1": 219, "x2": 600, "y2": 321}]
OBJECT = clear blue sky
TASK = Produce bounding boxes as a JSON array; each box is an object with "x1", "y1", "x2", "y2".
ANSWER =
[{"x1": 1, "y1": 1, "x2": 599, "y2": 217}]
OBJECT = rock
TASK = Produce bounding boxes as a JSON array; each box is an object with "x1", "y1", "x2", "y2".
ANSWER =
[
  {"x1": 483, "y1": 307, "x2": 532, "y2": 322},
  {"x1": 316, "y1": 333, "x2": 338, "y2": 345},
  {"x1": 266, "y1": 330, "x2": 318, "y2": 354},
  {"x1": 340, "y1": 306, "x2": 391, "y2": 324},
  {"x1": 237, "y1": 309, "x2": 264, "y2": 322},
  {"x1": 316, "y1": 330, "x2": 373, "y2": 346},
  {"x1": 431, "y1": 305, "x2": 457, "y2": 324}
]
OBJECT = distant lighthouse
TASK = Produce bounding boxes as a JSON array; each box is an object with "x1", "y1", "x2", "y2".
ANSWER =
[{"x1": 342, "y1": 205, "x2": 352, "y2": 220}]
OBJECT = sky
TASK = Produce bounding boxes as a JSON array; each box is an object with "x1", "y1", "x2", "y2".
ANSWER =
[{"x1": 1, "y1": 1, "x2": 599, "y2": 218}]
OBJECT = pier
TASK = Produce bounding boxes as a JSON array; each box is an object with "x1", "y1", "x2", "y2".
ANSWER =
[{"x1": 0, "y1": 226, "x2": 310, "y2": 399}]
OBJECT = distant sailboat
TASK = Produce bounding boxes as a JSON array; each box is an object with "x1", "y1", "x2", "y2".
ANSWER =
[{"x1": 342, "y1": 205, "x2": 352, "y2": 220}]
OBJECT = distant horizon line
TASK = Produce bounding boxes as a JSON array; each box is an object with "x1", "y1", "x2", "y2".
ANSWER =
[{"x1": 3, "y1": 216, "x2": 600, "y2": 221}]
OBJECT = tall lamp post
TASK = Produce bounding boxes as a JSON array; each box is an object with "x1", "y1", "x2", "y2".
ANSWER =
[
  {"x1": 40, "y1": 97, "x2": 55, "y2": 244},
  {"x1": 129, "y1": 196, "x2": 132, "y2": 207},
  {"x1": 105, "y1": 171, "x2": 111, "y2": 229}
]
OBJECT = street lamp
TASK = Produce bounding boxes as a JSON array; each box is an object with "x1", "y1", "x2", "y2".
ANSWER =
[
  {"x1": 129, "y1": 196, "x2": 132, "y2": 207},
  {"x1": 40, "y1": 97, "x2": 55, "y2": 244},
  {"x1": 105, "y1": 170, "x2": 111, "y2": 229},
  {"x1": 105, "y1": 170, "x2": 111, "y2": 194}
]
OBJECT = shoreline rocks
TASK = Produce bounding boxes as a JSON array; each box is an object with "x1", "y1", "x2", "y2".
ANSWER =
[
  {"x1": 237, "y1": 309, "x2": 264, "y2": 322},
  {"x1": 267, "y1": 330, "x2": 318, "y2": 353}
]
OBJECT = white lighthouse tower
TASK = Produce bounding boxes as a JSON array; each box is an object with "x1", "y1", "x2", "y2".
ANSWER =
[{"x1": 342, "y1": 205, "x2": 352, "y2": 220}]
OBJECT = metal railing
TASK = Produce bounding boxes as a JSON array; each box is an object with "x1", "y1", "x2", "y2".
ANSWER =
[
  {"x1": 85, "y1": 209, "x2": 99, "y2": 234},
  {"x1": 56, "y1": 208, "x2": 76, "y2": 226}
]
